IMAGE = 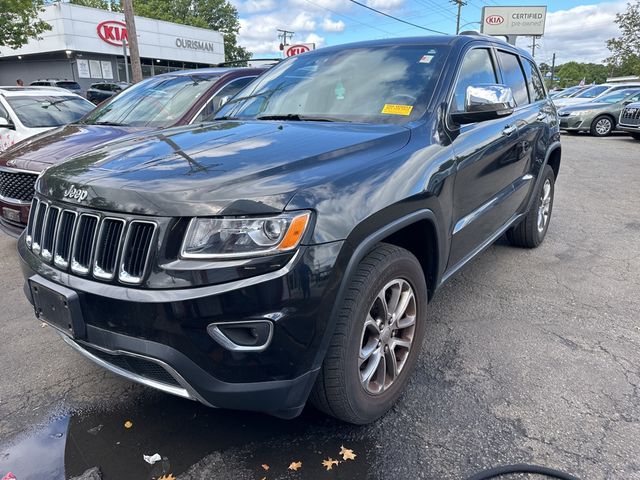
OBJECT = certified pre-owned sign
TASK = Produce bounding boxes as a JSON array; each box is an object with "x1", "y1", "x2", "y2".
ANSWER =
[
  {"x1": 481, "y1": 6, "x2": 547, "y2": 36},
  {"x1": 97, "y1": 20, "x2": 128, "y2": 47}
]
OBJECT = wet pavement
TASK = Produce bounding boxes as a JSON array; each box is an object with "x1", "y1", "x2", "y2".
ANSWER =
[{"x1": 1, "y1": 134, "x2": 640, "y2": 479}]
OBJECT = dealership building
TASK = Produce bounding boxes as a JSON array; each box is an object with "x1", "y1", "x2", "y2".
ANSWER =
[{"x1": 0, "y1": 2, "x2": 225, "y2": 89}]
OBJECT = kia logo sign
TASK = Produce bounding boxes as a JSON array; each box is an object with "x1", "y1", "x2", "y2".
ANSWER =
[
  {"x1": 284, "y1": 44, "x2": 312, "y2": 57},
  {"x1": 485, "y1": 15, "x2": 504, "y2": 25},
  {"x1": 97, "y1": 20, "x2": 128, "y2": 46}
]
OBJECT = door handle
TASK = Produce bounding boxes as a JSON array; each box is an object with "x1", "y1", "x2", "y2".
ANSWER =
[
  {"x1": 537, "y1": 112, "x2": 547, "y2": 121},
  {"x1": 502, "y1": 125, "x2": 517, "y2": 136}
]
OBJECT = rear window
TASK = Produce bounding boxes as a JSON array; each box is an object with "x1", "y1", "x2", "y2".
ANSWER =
[
  {"x1": 6, "y1": 96, "x2": 94, "y2": 128},
  {"x1": 56, "y1": 82, "x2": 81, "y2": 90}
]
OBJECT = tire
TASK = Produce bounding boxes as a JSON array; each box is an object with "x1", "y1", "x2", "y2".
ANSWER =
[
  {"x1": 590, "y1": 115, "x2": 614, "y2": 137},
  {"x1": 507, "y1": 165, "x2": 555, "y2": 248},
  {"x1": 631, "y1": 133, "x2": 640, "y2": 141},
  {"x1": 309, "y1": 243, "x2": 428, "y2": 424}
]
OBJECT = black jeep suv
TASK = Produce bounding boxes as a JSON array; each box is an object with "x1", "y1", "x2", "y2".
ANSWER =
[{"x1": 19, "y1": 35, "x2": 560, "y2": 424}]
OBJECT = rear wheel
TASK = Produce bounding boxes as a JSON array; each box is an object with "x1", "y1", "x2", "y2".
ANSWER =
[
  {"x1": 310, "y1": 244, "x2": 427, "y2": 424},
  {"x1": 590, "y1": 115, "x2": 614, "y2": 137},
  {"x1": 508, "y1": 165, "x2": 555, "y2": 248}
]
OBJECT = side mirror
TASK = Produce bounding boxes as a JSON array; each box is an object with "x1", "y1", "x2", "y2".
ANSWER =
[
  {"x1": 0, "y1": 116, "x2": 14, "y2": 129},
  {"x1": 451, "y1": 84, "x2": 516, "y2": 125}
]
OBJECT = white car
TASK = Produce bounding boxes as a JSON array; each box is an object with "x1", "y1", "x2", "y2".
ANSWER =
[
  {"x1": 554, "y1": 82, "x2": 640, "y2": 108},
  {"x1": 0, "y1": 87, "x2": 94, "y2": 152}
]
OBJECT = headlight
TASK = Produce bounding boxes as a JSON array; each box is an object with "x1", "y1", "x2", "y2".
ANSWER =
[
  {"x1": 181, "y1": 211, "x2": 311, "y2": 259},
  {"x1": 568, "y1": 110, "x2": 592, "y2": 116}
]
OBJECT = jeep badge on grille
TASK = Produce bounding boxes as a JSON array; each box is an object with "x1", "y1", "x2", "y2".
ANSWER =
[{"x1": 63, "y1": 185, "x2": 88, "y2": 202}]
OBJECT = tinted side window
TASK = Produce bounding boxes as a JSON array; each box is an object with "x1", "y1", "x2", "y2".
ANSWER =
[
  {"x1": 522, "y1": 58, "x2": 546, "y2": 102},
  {"x1": 497, "y1": 51, "x2": 529, "y2": 106},
  {"x1": 452, "y1": 48, "x2": 497, "y2": 112},
  {"x1": 0, "y1": 101, "x2": 10, "y2": 122},
  {"x1": 193, "y1": 76, "x2": 256, "y2": 123}
]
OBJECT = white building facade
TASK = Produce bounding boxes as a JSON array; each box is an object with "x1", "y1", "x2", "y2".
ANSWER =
[{"x1": 0, "y1": 3, "x2": 225, "y2": 89}]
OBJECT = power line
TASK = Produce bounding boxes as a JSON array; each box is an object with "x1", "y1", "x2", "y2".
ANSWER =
[{"x1": 348, "y1": 0, "x2": 448, "y2": 35}]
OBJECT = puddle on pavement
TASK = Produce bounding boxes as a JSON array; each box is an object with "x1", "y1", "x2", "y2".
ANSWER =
[{"x1": 0, "y1": 395, "x2": 372, "y2": 479}]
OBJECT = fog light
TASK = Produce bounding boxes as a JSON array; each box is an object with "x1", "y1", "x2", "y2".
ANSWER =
[{"x1": 207, "y1": 320, "x2": 273, "y2": 352}]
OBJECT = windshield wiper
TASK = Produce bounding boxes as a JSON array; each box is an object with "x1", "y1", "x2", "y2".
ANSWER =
[
  {"x1": 255, "y1": 114, "x2": 343, "y2": 122},
  {"x1": 93, "y1": 121, "x2": 128, "y2": 126}
]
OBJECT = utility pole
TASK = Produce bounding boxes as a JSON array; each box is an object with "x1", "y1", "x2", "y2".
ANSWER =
[
  {"x1": 277, "y1": 29, "x2": 294, "y2": 50},
  {"x1": 529, "y1": 35, "x2": 541, "y2": 58},
  {"x1": 450, "y1": 0, "x2": 467, "y2": 34},
  {"x1": 549, "y1": 52, "x2": 556, "y2": 90},
  {"x1": 122, "y1": 0, "x2": 142, "y2": 83}
]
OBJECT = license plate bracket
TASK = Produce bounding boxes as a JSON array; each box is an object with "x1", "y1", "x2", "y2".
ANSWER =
[
  {"x1": 29, "y1": 276, "x2": 85, "y2": 339},
  {"x1": 2, "y1": 207, "x2": 21, "y2": 223}
]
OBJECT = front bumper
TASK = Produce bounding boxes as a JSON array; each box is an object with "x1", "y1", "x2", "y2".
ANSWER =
[
  {"x1": 19, "y1": 237, "x2": 344, "y2": 417},
  {"x1": 559, "y1": 116, "x2": 588, "y2": 131},
  {"x1": 0, "y1": 198, "x2": 29, "y2": 238}
]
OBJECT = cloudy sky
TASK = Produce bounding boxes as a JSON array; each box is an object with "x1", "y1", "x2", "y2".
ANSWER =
[{"x1": 229, "y1": 0, "x2": 627, "y2": 65}]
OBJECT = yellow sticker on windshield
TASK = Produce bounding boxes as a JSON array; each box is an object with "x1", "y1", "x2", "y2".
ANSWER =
[{"x1": 381, "y1": 104, "x2": 413, "y2": 116}]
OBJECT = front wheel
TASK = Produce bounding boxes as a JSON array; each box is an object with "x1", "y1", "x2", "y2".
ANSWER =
[
  {"x1": 309, "y1": 244, "x2": 427, "y2": 424},
  {"x1": 508, "y1": 164, "x2": 555, "y2": 248},
  {"x1": 590, "y1": 115, "x2": 614, "y2": 137}
]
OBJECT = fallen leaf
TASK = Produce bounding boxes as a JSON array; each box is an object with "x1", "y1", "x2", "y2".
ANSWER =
[
  {"x1": 41, "y1": 322, "x2": 47, "y2": 328},
  {"x1": 288, "y1": 461, "x2": 302, "y2": 471},
  {"x1": 339, "y1": 445, "x2": 357, "y2": 461},
  {"x1": 260, "y1": 477, "x2": 266, "y2": 480},
  {"x1": 124, "y1": 420, "x2": 133, "y2": 429},
  {"x1": 261, "y1": 463, "x2": 270, "y2": 471},
  {"x1": 157, "y1": 475, "x2": 175, "y2": 480},
  {"x1": 322, "y1": 458, "x2": 339, "y2": 471}
]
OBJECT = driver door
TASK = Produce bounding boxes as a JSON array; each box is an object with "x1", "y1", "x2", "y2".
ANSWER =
[{"x1": 447, "y1": 47, "x2": 525, "y2": 269}]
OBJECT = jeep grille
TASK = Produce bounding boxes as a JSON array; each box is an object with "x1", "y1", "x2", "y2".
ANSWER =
[
  {"x1": 0, "y1": 169, "x2": 38, "y2": 203},
  {"x1": 27, "y1": 197, "x2": 157, "y2": 285}
]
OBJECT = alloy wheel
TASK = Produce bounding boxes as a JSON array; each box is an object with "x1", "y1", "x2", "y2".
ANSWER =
[
  {"x1": 595, "y1": 118, "x2": 612, "y2": 136},
  {"x1": 359, "y1": 278, "x2": 416, "y2": 395},
  {"x1": 537, "y1": 178, "x2": 552, "y2": 232}
]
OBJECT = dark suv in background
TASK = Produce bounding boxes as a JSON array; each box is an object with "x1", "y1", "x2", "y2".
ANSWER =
[
  {"x1": 19, "y1": 35, "x2": 560, "y2": 424},
  {"x1": 86, "y1": 82, "x2": 130, "y2": 104}
]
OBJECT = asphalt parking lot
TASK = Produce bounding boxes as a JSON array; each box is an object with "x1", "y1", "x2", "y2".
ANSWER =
[{"x1": 0, "y1": 134, "x2": 639, "y2": 480}]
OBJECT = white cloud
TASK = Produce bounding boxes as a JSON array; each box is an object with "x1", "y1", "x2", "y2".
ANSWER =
[
  {"x1": 291, "y1": 11, "x2": 317, "y2": 30},
  {"x1": 304, "y1": 32, "x2": 326, "y2": 48},
  {"x1": 524, "y1": 1, "x2": 625, "y2": 64},
  {"x1": 322, "y1": 17, "x2": 346, "y2": 32},
  {"x1": 235, "y1": 0, "x2": 276, "y2": 14},
  {"x1": 366, "y1": 0, "x2": 405, "y2": 11}
]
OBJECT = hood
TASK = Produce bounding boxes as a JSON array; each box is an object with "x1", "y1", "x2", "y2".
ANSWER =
[
  {"x1": 39, "y1": 120, "x2": 411, "y2": 217},
  {"x1": 0, "y1": 124, "x2": 151, "y2": 172},
  {"x1": 560, "y1": 102, "x2": 611, "y2": 113}
]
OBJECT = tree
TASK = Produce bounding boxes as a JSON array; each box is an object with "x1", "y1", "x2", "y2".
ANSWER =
[
  {"x1": 555, "y1": 62, "x2": 608, "y2": 87},
  {"x1": 606, "y1": 0, "x2": 640, "y2": 76},
  {"x1": 0, "y1": 0, "x2": 51, "y2": 49},
  {"x1": 133, "y1": 0, "x2": 250, "y2": 62}
]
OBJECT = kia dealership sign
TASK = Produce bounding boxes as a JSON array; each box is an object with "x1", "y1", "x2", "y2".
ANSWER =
[
  {"x1": 481, "y1": 6, "x2": 547, "y2": 36},
  {"x1": 97, "y1": 20, "x2": 128, "y2": 46},
  {"x1": 284, "y1": 43, "x2": 315, "y2": 57}
]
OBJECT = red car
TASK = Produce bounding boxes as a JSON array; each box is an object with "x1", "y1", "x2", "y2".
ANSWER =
[{"x1": 0, "y1": 67, "x2": 265, "y2": 237}]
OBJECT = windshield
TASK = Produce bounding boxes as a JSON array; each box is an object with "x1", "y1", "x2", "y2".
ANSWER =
[
  {"x1": 552, "y1": 86, "x2": 581, "y2": 99},
  {"x1": 82, "y1": 74, "x2": 219, "y2": 127},
  {"x1": 576, "y1": 85, "x2": 608, "y2": 99},
  {"x1": 596, "y1": 89, "x2": 640, "y2": 104},
  {"x1": 216, "y1": 45, "x2": 449, "y2": 124},
  {"x1": 6, "y1": 96, "x2": 94, "y2": 128}
]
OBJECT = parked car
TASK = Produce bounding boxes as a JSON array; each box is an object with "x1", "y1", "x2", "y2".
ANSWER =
[
  {"x1": 30, "y1": 79, "x2": 83, "y2": 96},
  {"x1": 554, "y1": 82, "x2": 640, "y2": 107},
  {"x1": 0, "y1": 87, "x2": 94, "y2": 153},
  {"x1": 558, "y1": 88, "x2": 640, "y2": 136},
  {"x1": 619, "y1": 101, "x2": 640, "y2": 140},
  {"x1": 19, "y1": 35, "x2": 561, "y2": 424},
  {"x1": 86, "y1": 82, "x2": 130, "y2": 104},
  {"x1": 0, "y1": 67, "x2": 264, "y2": 237},
  {"x1": 550, "y1": 85, "x2": 589, "y2": 100}
]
